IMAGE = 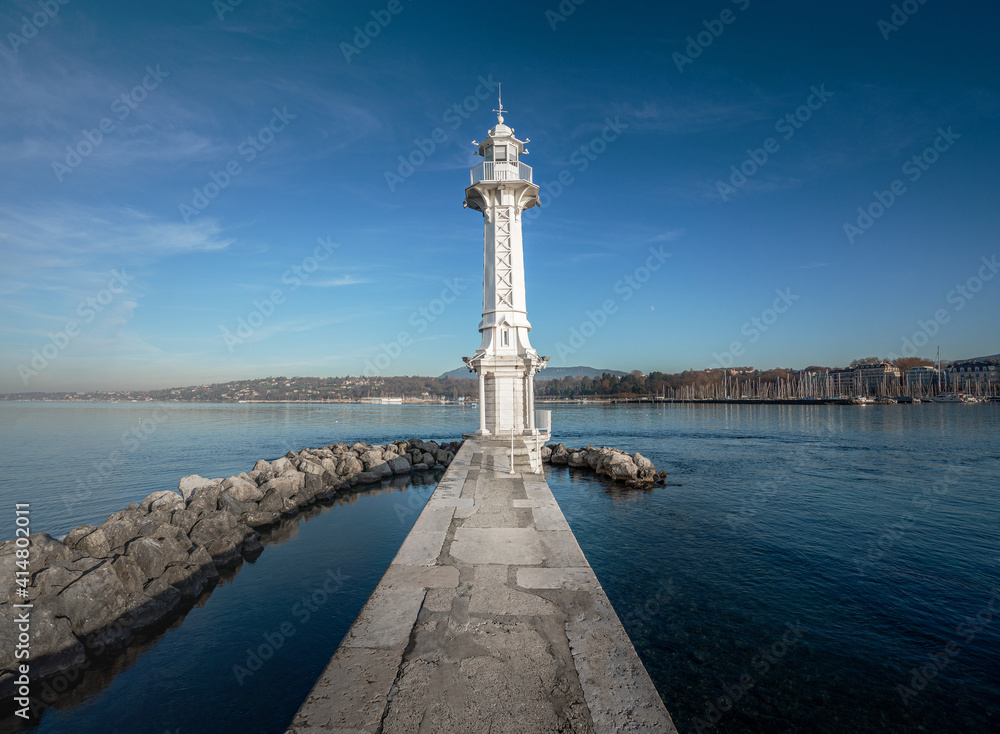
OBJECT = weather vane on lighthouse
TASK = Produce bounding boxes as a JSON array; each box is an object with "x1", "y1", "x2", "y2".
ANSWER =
[
  {"x1": 462, "y1": 90, "x2": 550, "y2": 466},
  {"x1": 494, "y1": 83, "x2": 505, "y2": 123}
]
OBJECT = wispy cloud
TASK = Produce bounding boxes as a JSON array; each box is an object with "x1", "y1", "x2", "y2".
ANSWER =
[{"x1": 301, "y1": 275, "x2": 369, "y2": 287}]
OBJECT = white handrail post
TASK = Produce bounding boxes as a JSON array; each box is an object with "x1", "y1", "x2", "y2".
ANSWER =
[{"x1": 509, "y1": 425, "x2": 516, "y2": 475}]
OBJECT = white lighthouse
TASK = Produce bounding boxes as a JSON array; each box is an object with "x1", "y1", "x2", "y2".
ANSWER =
[{"x1": 463, "y1": 94, "x2": 549, "y2": 455}]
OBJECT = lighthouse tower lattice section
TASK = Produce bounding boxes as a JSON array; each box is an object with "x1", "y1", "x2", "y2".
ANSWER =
[{"x1": 463, "y1": 99, "x2": 549, "y2": 452}]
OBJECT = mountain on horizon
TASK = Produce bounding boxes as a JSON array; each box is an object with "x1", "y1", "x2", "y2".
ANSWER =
[{"x1": 438, "y1": 365, "x2": 628, "y2": 381}]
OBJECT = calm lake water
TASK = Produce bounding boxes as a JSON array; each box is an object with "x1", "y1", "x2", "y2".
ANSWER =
[{"x1": 1, "y1": 402, "x2": 998, "y2": 733}]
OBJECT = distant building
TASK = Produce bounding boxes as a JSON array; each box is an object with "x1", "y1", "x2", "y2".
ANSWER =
[
  {"x1": 829, "y1": 369, "x2": 855, "y2": 394},
  {"x1": 946, "y1": 360, "x2": 999, "y2": 384},
  {"x1": 906, "y1": 365, "x2": 942, "y2": 386},
  {"x1": 854, "y1": 362, "x2": 900, "y2": 392}
]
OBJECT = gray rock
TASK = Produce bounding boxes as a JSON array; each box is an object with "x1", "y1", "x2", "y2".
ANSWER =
[
  {"x1": 189, "y1": 511, "x2": 255, "y2": 566},
  {"x1": 126, "y1": 537, "x2": 171, "y2": 581},
  {"x1": 22, "y1": 606, "x2": 87, "y2": 680},
  {"x1": 549, "y1": 444, "x2": 569, "y2": 465},
  {"x1": 271, "y1": 456, "x2": 294, "y2": 474},
  {"x1": 369, "y1": 460, "x2": 393, "y2": 478},
  {"x1": 186, "y1": 484, "x2": 223, "y2": 516},
  {"x1": 111, "y1": 554, "x2": 147, "y2": 595},
  {"x1": 606, "y1": 453, "x2": 639, "y2": 481},
  {"x1": 159, "y1": 563, "x2": 204, "y2": 599},
  {"x1": 177, "y1": 474, "x2": 217, "y2": 502},
  {"x1": 299, "y1": 459, "x2": 325, "y2": 476},
  {"x1": 633, "y1": 451, "x2": 656, "y2": 479},
  {"x1": 64, "y1": 524, "x2": 98, "y2": 549},
  {"x1": 30, "y1": 556, "x2": 105, "y2": 604},
  {"x1": 359, "y1": 450, "x2": 384, "y2": 470},
  {"x1": 222, "y1": 476, "x2": 263, "y2": 502},
  {"x1": 76, "y1": 526, "x2": 113, "y2": 558},
  {"x1": 568, "y1": 451, "x2": 588, "y2": 468},
  {"x1": 303, "y1": 472, "x2": 323, "y2": 495},
  {"x1": 388, "y1": 456, "x2": 411, "y2": 475},
  {"x1": 421, "y1": 452, "x2": 435, "y2": 466},
  {"x1": 24, "y1": 533, "x2": 74, "y2": 568},
  {"x1": 51, "y1": 560, "x2": 130, "y2": 637},
  {"x1": 356, "y1": 471, "x2": 383, "y2": 485},
  {"x1": 119, "y1": 579, "x2": 181, "y2": 631},
  {"x1": 218, "y1": 492, "x2": 247, "y2": 517},
  {"x1": 259, "y1": 475, "x2": 301, "y2": 500},
  {"x1": 338, "y1": 456, "x2": 363, "y2": 477},
  {"x1": 243, "y1": 510, "x2": 279, "y2": 529},
  {"x1": 140, "y1": 490, "x2": 184, "y2": 514},
  {"x1": 170, "y1": 507, "x2": 201, "y2": 534}
]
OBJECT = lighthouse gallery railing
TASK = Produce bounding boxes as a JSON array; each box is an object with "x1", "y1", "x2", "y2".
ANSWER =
[{"x1": 470, "y1": 161, "x2": 533, "y2": 185}]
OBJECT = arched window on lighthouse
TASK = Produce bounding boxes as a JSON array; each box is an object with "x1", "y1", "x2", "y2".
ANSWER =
[{"x1": 501, "y1": 329, "x2": 509, "y2": 347}]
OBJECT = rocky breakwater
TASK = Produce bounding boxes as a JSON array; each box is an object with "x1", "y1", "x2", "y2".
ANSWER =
[
  {"x1": 0, "y1": 438, "x2": 460, "y2": 705},
  {"x1": 543, "y1": 443, "x2": 668, "y2": 488}
]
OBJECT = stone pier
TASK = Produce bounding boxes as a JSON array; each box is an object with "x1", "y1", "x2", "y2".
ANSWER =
[{"x1": 286, "y1": 438, "x2": 676, "y2": 733}]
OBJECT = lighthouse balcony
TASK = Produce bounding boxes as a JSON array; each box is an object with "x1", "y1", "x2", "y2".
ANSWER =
[{"x1": 470, "y1": 160, "x2": 533, "y2": 185}]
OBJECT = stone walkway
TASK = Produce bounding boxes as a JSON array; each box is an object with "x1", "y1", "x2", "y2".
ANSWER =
[{"x1": 286, "y1": 438, "x2": 676, "y2": 733}]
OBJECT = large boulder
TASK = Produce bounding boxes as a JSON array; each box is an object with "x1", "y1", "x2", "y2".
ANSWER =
[
  {"x1": 21, "y1": 606, "x2": 87, "y2": 680},
  {"x1": 158, "y1": 546, "x2": 218, "y2": 600},
  {"x1": 144, "y1": 490, "x2": 185, "y2": 514},
  {"x1": 388, "y1": 456, "x2": 411, "y2": 475},
  {"x1": 567, "y1": 451, "x2": 588, "y2": 468},
  {"x1": 270, "y1": 456, "x2": 294, "y2": 474},
  {"x1": 259, "y1": 475, "x2": 301, "y2": 501},
  {"x1": 549, "y1": 444, "x2": 570, "y2": 465},
  {"x1": 111, "y1": 554, "x2": 147, "y2": 595},
  {"x1": 64, "y1": 524, "x2": 98, "y2": 549},
  {"x1": 338, "y1": 456, "x2": 363, "y2": 477},
  {"x1": 253, "y1": 463, "x2": 275, "y2": 485},
  {"x1": 359, "y1": 450, "x2": 385, "y2": 470},
  {"x1": 74, "y1": 526, "x2": 113, "y2": 558},
  {"x1": 243, "y1": 510, "x2": 279, "y2": 529},
  {"x1": 188, "y1": 512, "x2": 258, "y2": 566},
  {"x1": 29, "y1": 556, "x2": 106, "y2": 605},
  {"x1": 368, "y1": 461, "x2": 393, "y2": 478},
  {"x1": 97, "y1": 511, "x2": 150, "y2": 554},
  {"x1": 299, "y1": 459, "x2": 325, "y2": 477},
  {"x1": 633, "y1": 452, "x2": 656, "y2": 479},
  {"x1": 125, "y1": 537, "x2": 189, "y2": 582},
  {"x1": 170, "y1": 507, "x2": 201, "y2": 534},
  {"x1": 605, "y1": 452, "x2": 639, "y2": 481},
  {"x1": 186, "y1": 484, "x2": 223, "y2": 516},
  {"x1": 222, "y1": 476, "x2": 264, "y2": 502},
  {"x1": 177, "y1": 474, "x2": 217, "y2": 502},
  {"x1": 50, "y1": 560, "x2": 131, "y2": 637},
  {"x1": 116, "y1": 578, "x2": 182, "y2": 633}
]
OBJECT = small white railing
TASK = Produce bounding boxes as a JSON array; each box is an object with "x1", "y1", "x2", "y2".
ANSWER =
[{"x1": 470, "y1": 160, "x2": 533, "y2": 185}]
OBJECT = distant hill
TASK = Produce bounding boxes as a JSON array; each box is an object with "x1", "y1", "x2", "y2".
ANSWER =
[
  {"x1": 953, "y1": 353, "x2": 999, "y2": 363},
  {"x1": 439, "y1": 365, "x2": 628, "y2": 382}
]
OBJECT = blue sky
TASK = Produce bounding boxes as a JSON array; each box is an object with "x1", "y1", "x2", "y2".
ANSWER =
[{"x1": 1, "y1": 0, "x2": 998, "y2": 392}]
